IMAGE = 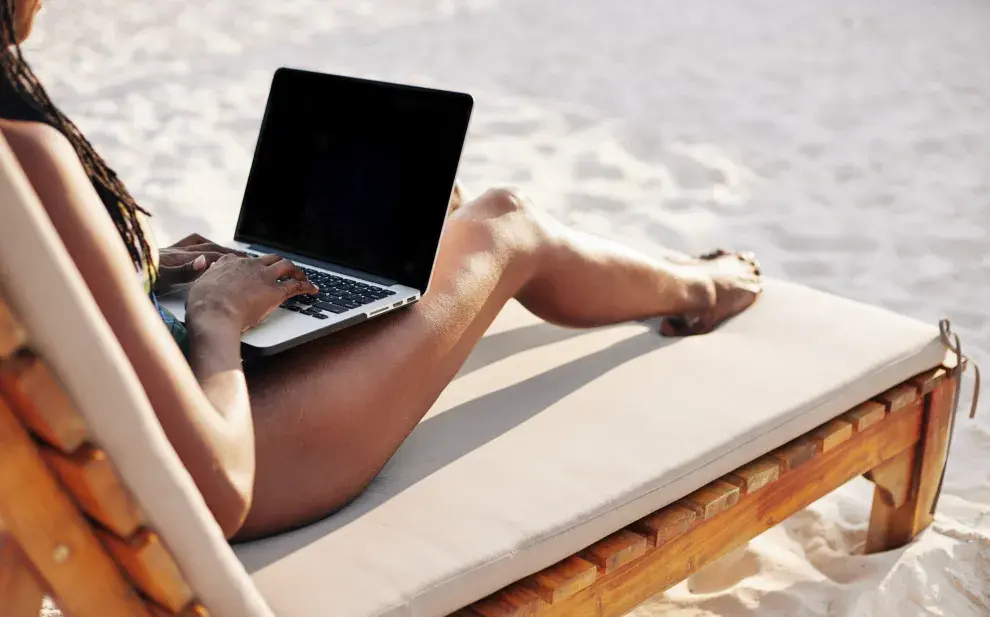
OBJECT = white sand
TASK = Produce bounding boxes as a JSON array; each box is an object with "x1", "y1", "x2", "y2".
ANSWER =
[{"x1": 25, "y1": 0, "x2": 990, "y2": 614}]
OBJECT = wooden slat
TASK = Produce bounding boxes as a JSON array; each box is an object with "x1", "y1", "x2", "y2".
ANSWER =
[
  {"x1": 630, "y1": 504, "x2": 696, "y2": 548},
  {"x1": 771, "y1": 437, "x2": 819, "y2": 472},
  {"x1": 0, "y1": 529, "x2": 46, "y2": 617},
  {"x1": 146, "y1": 600, "x2": 210, "y2": 617},
  {"x1": 96, "y1": 529, "x2": 193, "y2": 613},
  {"x1": 40, "y1": 445, "x2": 146, "y2": 538},
  {"x1": 523, "y1": 398, "x2": 926, "y2": 617},
  {"x1": 525, "y1": 556, "x2": 597, "y2": 604},
  {"x1": 843, "y1": 401, "x2": 886, "y2": 432},
  {"x1": 875, "y1": 384, "x2": 918, "y2": 413},
  {"x1": 470, "y1": 583, "x2": 546, "y2": 616},
  {"x1": 0, "y1": 353, "x2": 89, "y2": 453},
  {"x1": 910, "y1": 368, "x2": 947, "y2": 395},
  {"x1": 582, "y1": 530, "x2": 649, "y2": 575},
  {"x1": 724, "y1": 457, "x2": 780, "y2": 495},
  {"x1": 811, "y1": 418, "x2": 853, "y2": 453},
  {"x1": 0, "y1": 297, "x2": 27, "y2": 358},
  {"x1": 0, "y1": 395, "x2": 151, "y2": 617},
  {"x1": 683, "y1": 480, "x2": 740, "y2": 520}
]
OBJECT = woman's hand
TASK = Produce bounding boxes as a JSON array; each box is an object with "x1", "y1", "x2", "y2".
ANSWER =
[
  {"x1": 186, "y1": 254, "x2": 319, "y2": 333},
  {"x1": 155, "y1": 233, "x2": 247, "y2": 293}
]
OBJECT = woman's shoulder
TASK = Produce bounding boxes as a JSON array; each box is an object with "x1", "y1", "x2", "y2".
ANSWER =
[
  {"x1": 0, "y1": 116, "x2": 63, "y2": 139},
  {"x1": 0, "y1": 117, "x2": 77, "y2": 167}
]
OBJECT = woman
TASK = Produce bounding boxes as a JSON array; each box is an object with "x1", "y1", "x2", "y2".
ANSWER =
[{"x1": 0, "y1": 0, "x2": 761, "y2": 540}]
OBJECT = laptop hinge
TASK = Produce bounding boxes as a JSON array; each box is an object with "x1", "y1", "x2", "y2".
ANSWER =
[{"x1": 245, "y1": 244, "x2": 400, "y2": 287}]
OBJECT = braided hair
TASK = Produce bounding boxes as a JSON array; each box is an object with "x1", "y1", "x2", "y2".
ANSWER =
[{"x1": 0, "y1": 0, "x2": 156, "y2": 283}]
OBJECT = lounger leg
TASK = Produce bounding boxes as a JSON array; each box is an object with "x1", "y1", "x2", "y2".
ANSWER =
[{"x1": 865, "y1": 375, "x2": 954, "y2": 553}]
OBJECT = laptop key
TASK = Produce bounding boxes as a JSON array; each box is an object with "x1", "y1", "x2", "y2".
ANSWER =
[
  {"x1": 314, "y1": 301, "x2": 349, "y2": 314},
  {"x1": 313, "y1": 313, "x2": 329, "y2": 320}
]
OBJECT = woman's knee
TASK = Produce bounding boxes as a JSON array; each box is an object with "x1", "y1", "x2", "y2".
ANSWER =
[
  {"x1": 457, "y1": 186, "x2": 553, "y2": 255},
  {"x1": 474, "y1": 186, "x2": 533, "y2": 218}
]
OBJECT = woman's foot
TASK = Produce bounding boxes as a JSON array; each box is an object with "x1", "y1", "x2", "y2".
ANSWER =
[{"x1": 660, "y1": 250, "x2": 762, "y2": 336}]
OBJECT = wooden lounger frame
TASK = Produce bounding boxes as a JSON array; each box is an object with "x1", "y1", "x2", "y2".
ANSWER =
[{"x1": 0, "y1": 292, "x2": 956, "y2": 617}]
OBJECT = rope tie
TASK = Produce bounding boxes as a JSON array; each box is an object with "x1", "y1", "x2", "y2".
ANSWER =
[{"x1": 930, "y1": 319, "x2": 981, "y2": 514}]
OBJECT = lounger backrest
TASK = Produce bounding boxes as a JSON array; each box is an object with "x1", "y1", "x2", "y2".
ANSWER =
[{"x1": 0, "y1": 134, "x2": 272, "y2": 617}]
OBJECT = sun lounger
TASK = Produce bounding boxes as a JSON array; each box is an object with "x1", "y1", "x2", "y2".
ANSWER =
[{"x1": 0, "y1": 133, "x2": 976, "y2": 617}]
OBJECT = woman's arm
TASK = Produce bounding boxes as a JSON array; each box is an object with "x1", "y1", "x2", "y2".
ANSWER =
[{"x1": 0, "y1": 120, "x2": 254, "y2": 537}]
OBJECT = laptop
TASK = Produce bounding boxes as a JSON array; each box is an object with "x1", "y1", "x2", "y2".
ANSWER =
[{"x1": 158, "y1": 67, "x2": 474, "y2": 355}]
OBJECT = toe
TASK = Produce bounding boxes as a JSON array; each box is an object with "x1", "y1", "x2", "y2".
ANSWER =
[
  {"x1": 738, "y1": 252, "x2": 761, "y2": 276},
  {"x1": 699, "y1": 249, "x2": 730, "y2": 260},
  {"x1": 660, "y1": 317, "x2": 688, "y2": 337}
]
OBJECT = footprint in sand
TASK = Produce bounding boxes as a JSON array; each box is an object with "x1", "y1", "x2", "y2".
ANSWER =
[
  {"x1": 781, "y1": 259, "x2": 832, "y2": 279},
  {"x1": 661, "y1": 151, "x2": 729, "y2": 191},
  {"x1": 767, "y1": 223, "x2": 881, "y2": 254},
  {"x1": 686, "y1": 546, "x2": 762, "y2": 594},
  {"x1": 565, "y1": 193, "x2": 626, "y2": 214},
  {"x1": 478, "y1": 119, "x2": 545, "y2": 138},
  {"x1": 573, "y1": 152, "x2": 624, "y2": 181}
]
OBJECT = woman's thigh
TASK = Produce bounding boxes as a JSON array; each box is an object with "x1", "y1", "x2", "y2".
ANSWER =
[{"x1": 237, "y1": 199, "x2": 536, "y2": 538}]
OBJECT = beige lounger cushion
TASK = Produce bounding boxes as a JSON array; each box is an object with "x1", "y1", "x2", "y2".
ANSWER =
[{"x1": 236, "y1": 281, "x2": 948, "y2": 617}]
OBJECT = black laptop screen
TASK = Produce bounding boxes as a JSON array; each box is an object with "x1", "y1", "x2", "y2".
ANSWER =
[{"x1": 234, "y1": 68, "x2": 473, "y2": 291}]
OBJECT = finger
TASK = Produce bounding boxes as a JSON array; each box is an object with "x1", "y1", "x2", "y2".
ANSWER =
[
  {"x1": 279, "y1": 278, "x2": 320, "y2": 299},
  {"x1": 175, "y1": 233, "x2": 210, "y2": 247},
  {"x1": 266, "y1": 258, "x2": 306, "y2": 280},
  {"x1": 198, "y1": 251, "x2": 226, "y2": 262},
  {"x1": 184, "y1": 242, "x2": 249, "y2": 257},
  {"x1": 158, "y1": 254, "x2": 209, "y2": 285},
  {"x1": 189, "y1": 252, "x2": 230, "y2": 271},
  {"x1": 176, "y1": 250, "x2": 226, "y2": 263},
  {"x1": 215, "y1": 253, "x2": 243, "y2": 265},
  {"x1": 256, "y1": 253, "x2": 283, "y2": 267}
]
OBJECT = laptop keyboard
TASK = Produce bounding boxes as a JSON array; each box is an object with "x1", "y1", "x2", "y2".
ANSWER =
[{"x1": 280, "y1": 266, "x2": 396, "y2": 320}]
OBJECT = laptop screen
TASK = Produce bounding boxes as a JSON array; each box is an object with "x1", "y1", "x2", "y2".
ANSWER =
[{"x1": 234, "y1": 68, "x2": 473, "y2": 291}]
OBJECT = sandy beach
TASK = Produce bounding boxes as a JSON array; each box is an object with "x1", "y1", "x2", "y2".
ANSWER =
[{"x1": 25, "y1": 0, "x2": 989, "y2": 614}]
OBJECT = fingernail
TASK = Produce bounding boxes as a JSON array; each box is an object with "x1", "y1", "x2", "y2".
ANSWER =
[{"x1": 193, "y1": 255, "x2": 207, "y2": 271}]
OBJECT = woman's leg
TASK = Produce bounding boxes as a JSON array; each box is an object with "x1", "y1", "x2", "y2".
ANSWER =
[{"x1": 237, "y1": 187, "x2": 759, "y2": 539}]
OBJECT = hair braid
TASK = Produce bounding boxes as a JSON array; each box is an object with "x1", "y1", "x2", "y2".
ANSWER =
[{"x1": 0, "y1": 0, "x2": 156, "y2": 283}]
